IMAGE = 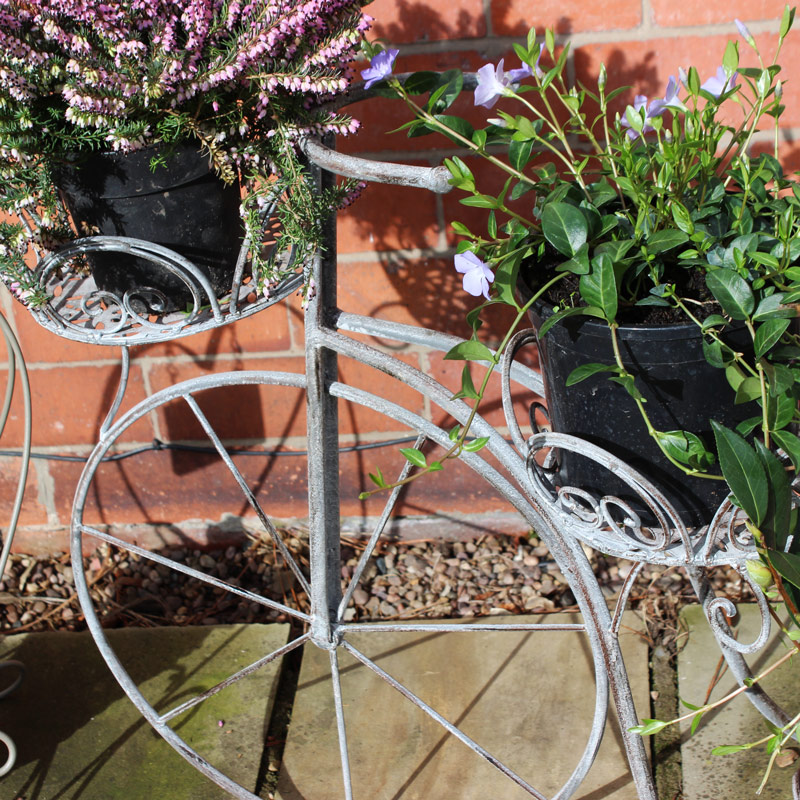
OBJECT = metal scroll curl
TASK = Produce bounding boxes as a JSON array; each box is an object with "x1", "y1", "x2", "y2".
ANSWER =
[
  {"x1": 34, "y1": 236, "x2": 218, "y2": 333},
  {"x1": 703, "y1": 563, "x2": 772, "y2": 654},
  {"x1": 524, "y1": 430, "x2": 698, "y2": 563}
]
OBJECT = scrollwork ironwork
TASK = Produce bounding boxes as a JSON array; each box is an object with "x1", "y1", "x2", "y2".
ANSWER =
[{"x1": 703, "y1": 564, "x2": 772, "y2": 654}]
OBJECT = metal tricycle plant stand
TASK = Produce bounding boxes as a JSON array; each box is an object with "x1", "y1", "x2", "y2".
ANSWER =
[{"x1": 15, "y1": 137, "x2": 799, "y2": 800}]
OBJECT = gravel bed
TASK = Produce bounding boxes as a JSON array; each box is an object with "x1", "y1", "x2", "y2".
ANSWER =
[{"x1": 0, "y1": 528, "x2": 754, "y2": 647}]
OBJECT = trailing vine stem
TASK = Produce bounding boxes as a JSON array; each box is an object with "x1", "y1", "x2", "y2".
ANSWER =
[
  {"x1": 607, "y1": 323, "x2": 726, "y2": 480},
  {"x1": 358, "y1": 272, "x2": 568, "y2": 499}
]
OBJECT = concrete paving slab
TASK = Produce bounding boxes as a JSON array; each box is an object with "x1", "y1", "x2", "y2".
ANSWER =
[
  {"x1": 679, "y1": 604, "x2": 800, "y2": 800},
  {"x1": 0, "y1": 623, "x2": 289, "y2": 799},
  {"x1": 277, "y1": 613, "x2": 650, "y2": 800}
]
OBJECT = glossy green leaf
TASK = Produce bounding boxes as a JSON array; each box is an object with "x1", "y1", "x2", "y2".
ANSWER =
[
  {"x1": 646, "y1": 229, "x2": 690, "y2": 253},
  {"x1": 755, "y1": 439, "x2": 791, "y2": 551},
  {"x1": 766, "y1": 392, "x2": 796, "y2": 431},
  {"x1": 402, "y1": 71, "x2": 439, "y2": 94},
  {"x1": 706, "y1": 270, "x2": 755, "y2": 320},
  {"x1": 368, "y1": 467, "x2": 386, "y2": 488},
  {"x1": 444, "y1": 340, "x2": 494, "y2": 362},
  {"x1": 565, "y1": 362, "x2": 619, "y2": 386},
  {"x1": 711, "y1": 421, "x2": 768, "y2": 525},
  {"x1": 769, "y1": 550, "x2": 800, "y2": 589},
  {"x1": 780, "y1": 4, "x2": 796, "y2": 37},
  {"x1": 753, "y1": 293, "x2": 794, "y2": 320},
  {"x1": 537, "y1": 305, "x2": 601, "y2": 337},
  {"x1": 541, "y1": 202, "x2": 588, "y2": 257},
  {"x1": 610, "y1": 374, "x2": 645, "y2": 402},
  {"x1": 670, "y1": 201, "x2": 695, "y2": 234},
  {"x1": 735, "y1": 416, "x2": 762, "y2": 437},
  {"x1": 433, "y1": 114, "x2": 474, "y2": 144},
  {"x1": 772, "y1": 429, "x2": 800, "y2": 474},
  {"x1": 463, "y1": 436, "x2": 490, "y2": 452},
  {"x1": 712, "y1": 744, "x2": 752, "y2": 756},
  {"x1": 456, "y1": 364, "x2": 480, "y2": 400},
  {"x1": 460, "y1": 194, "x2": 499, "y2": 209},
  {"x1": 702, "y1": 338, "x2": 726, "y2": 368},
  {"x1": 579, "y1": 253, "x2": 618, "y2": 321},
  {"x1": 509, "y1": 138, "x2": 533, "y2": 172},
  {"x1": 754, "y1": 318, "x2": 791, "y2": 360},
  {"x1": 723, "y1": 40, "x2": 739, "y2": 75},
  {"x1": 734, "y1": 376, "x2": 762, "y2": 405},
  {"x1": 400, "y1": 447, "x2": 427, "y2": 468},
  {"x1": 655, "y1": 430, "x2": 715, "y2": 470},
  {"x1": 629, "y1": 719, "x2": 668, "y2": 736}
]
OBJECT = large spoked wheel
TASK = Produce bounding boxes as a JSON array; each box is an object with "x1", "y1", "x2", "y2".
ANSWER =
[{"x1": 70, "y1": 370, "x2": 623, "y2": 800}]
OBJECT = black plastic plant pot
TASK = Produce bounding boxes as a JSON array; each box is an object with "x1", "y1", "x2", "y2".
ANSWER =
[
  {"x1": 523, "y1": 286, "x2": 755, "y2": 528},
  {"x1": 52, "y1": 142, "x2": 244, "y2": 313}
]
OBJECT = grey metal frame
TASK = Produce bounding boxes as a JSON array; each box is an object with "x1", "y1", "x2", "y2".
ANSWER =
[{"x1": 14, "y1": 135, "x2": 797, "y2": 799}]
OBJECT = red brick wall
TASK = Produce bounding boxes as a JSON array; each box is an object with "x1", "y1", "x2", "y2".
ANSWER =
[{"x1": 2, "y1": 0, "x2": 797, "y2": 553}]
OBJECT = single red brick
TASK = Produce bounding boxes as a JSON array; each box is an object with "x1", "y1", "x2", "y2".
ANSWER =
[
  {"x1": 0, "y1": 457, "x2": 50, "y2": 527},
  {"x1": 9, "y1": 301, "x2": 108, "y2": 364},
  {"x1": 147, "y1": 355, "x2": 309, "y2": 442},
  {"x1": 341, "y1": 444, "x2": 515, "y2": 517},
  {"x1": 368, "y1": 0, "x2": 486, "y2": 43},
  {"x1": 137, "y1": 298, "x2": 294, "y2": 359},
  {"x1": 492, "y1": 0, "x2": 641, "y2": 35},
  {"x1": 337, "y1": 172, "x2": 440, "y2": 254},
  {"x1": 650, "y1": 0, "x2": 785, "y2": 27},
  {"x1": 8, "y1": 526, "x2": 71, "y2": 556},
  {"x1": 336, "y1": 257, "x2": 491, "y2": 339},
  {"x1": 0, "y1": 362, "x2": 151, "y2": 448}
]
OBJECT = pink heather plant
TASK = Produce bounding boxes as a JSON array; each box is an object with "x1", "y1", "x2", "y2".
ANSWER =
[{"x1": 0, "y1": 0, "x2": 372, "y2": 303}]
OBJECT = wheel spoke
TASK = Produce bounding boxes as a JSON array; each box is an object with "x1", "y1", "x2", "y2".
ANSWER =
[
  {"x1": 341, "y1": 640, "x2": 549, "y2": 800},
  {"x1": 330, "y1": 648, "x2": 355, "y2": 800},
  {"x1": 183, "y1": 393, "x2": 312, "y2": 596},
  {"x1": 81, "y1": 525, "x2": 311, "y2": 622},
  {"x1": 337, "y1": 433, "x2": 425, "y2": 620},
  {"x1": 159, "y1": 632, "x2": 310, "y2": 724},
  {"x1": 339, "y1": 622, "x2": 585, "y2": 634}
]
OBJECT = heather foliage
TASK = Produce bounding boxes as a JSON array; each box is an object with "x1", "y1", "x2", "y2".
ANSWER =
[{"x1": 0, "y1": 0, "x2": 372, "y2": 300}]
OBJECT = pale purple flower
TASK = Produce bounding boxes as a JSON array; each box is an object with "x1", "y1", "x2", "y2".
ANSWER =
[
  {"x1": 622, "y1": 77, "x2": 683, "y2": 139},
  {"x1": 454, "y1": 252, "x2": 495, "y2": 299},
  {"x1": 361, "y1": 49, "x2": 398, "y2": 90},
  {"x1": 648, "y1": 75, "x2": 683, "y2": 116},
  {"x1": 474, "y1": 59, "x2": 511, "y2": 108},
  {"x1": 475, "y1": 50, "x2": 542, "y2": 108},
  {"x1": 735, "y1": 18, "x2": 755, "y2": 45},
  {"x1": 507, "y1": 44, "x2": 545, "y2": 82},
  {"x1": 506, "y1": 63, "x2": 532, "y2": 83},
  {"x1": 701, "y1": 67, "x2": 738, "y2": 98}
]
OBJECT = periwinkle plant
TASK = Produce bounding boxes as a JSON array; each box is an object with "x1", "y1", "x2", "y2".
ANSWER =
[
  {"x1": 0, "y1": 0, "x2": 372, "y2": 301},
  {"x1": 360, "y1": 10, "x2": 800, "y2": 781}
]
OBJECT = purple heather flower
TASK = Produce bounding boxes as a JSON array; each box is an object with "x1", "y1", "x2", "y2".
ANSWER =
[
  {"x1": 701, "y1": 66, "x2": 738, "y2": 98},
  {"x1": 454, "y1": 252, "x2": 494, "y2": 299},
  {"x1": 360, "y1": 49, "x2": 398, "y2": 90}
]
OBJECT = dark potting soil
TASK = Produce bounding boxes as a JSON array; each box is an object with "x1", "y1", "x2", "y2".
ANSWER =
[{"x1": 527, "y1": 259, "x2": 720, "y2": 326}]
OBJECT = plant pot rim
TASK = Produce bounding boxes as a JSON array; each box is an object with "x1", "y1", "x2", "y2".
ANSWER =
[{"x1": 518, "y1": 270, "x2": 725, "y2": 343}]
